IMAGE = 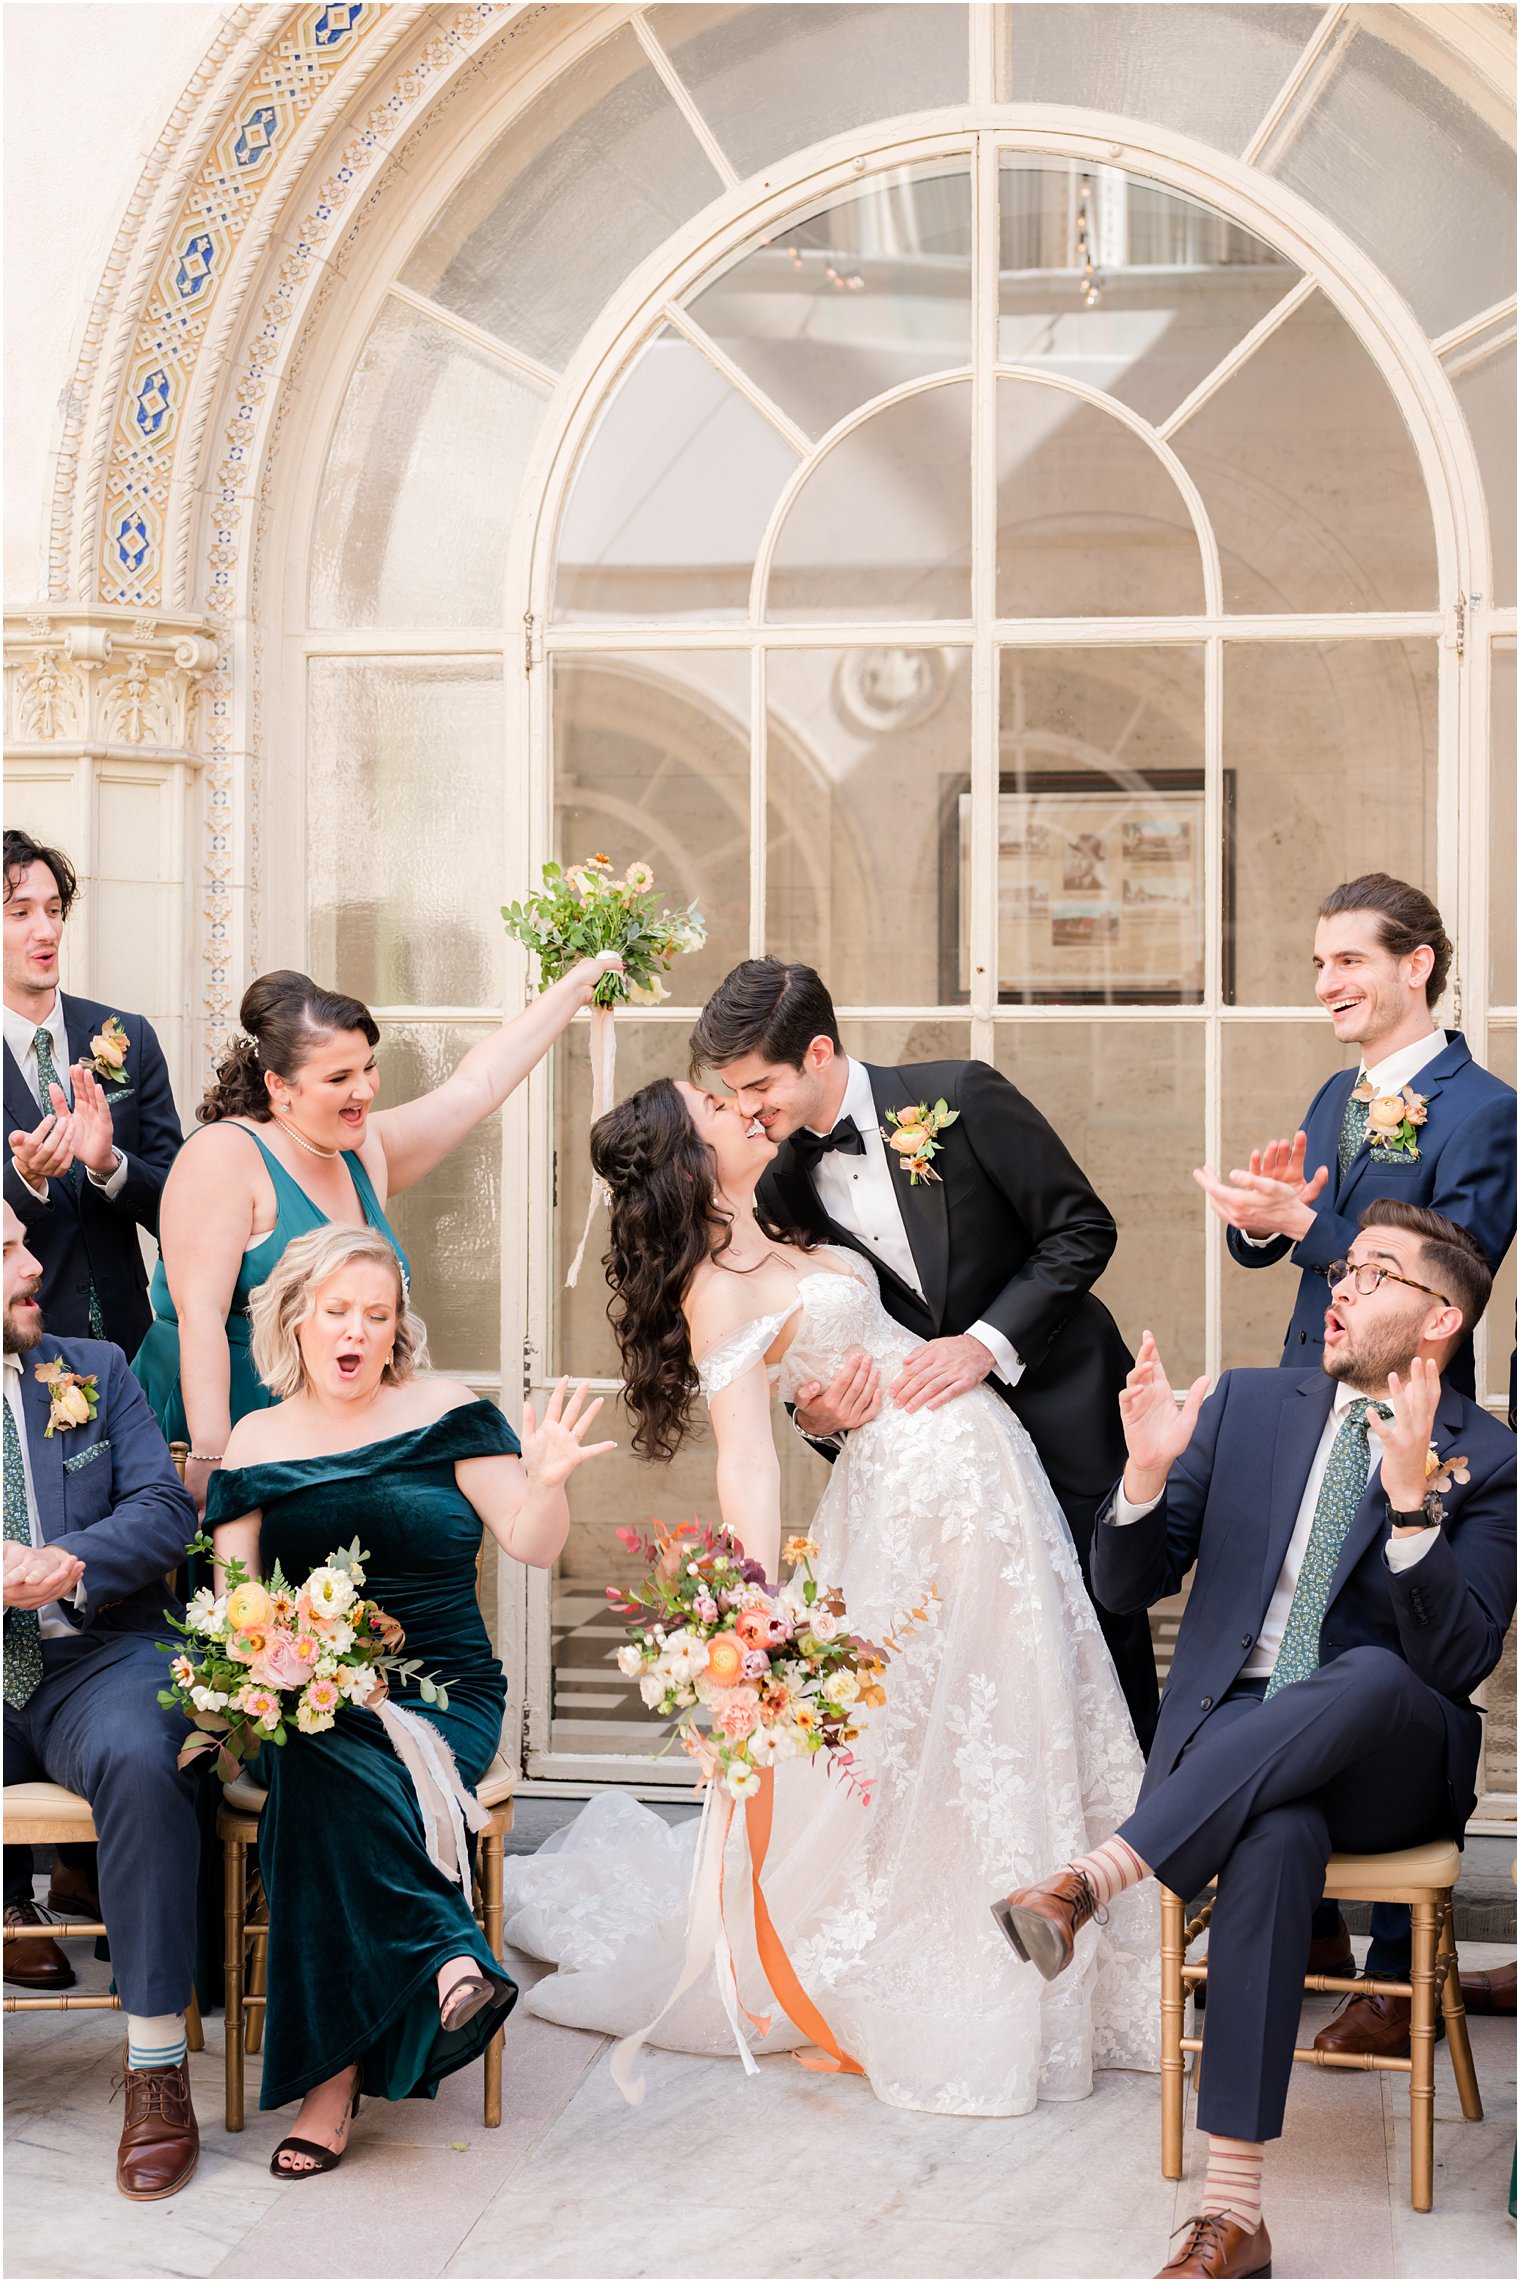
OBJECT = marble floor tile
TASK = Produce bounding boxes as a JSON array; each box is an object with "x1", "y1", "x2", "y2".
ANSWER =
[
  {"x1": 3, "y1": 2142, "x2": 279, "y2": 2282},
  {"x1": 211, "y1": 2146, "x2": 509, "y2": 2278}
]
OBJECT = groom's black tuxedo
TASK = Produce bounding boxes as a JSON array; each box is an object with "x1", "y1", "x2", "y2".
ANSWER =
[{"x1": 760, "y1": 1057, "x2": 1159, "y2": 1743}]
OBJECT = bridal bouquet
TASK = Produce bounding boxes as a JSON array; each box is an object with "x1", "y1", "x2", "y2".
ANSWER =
[
  {"x1": 609, "y1": 1520, "x2": 932, "y2": 1808},
  {"x1": 159, "y1": 1537, "x2": 448, "y2": 1782},
  {"x1": 501, "y1": 853, "x2": 705, "y2": 1009}
]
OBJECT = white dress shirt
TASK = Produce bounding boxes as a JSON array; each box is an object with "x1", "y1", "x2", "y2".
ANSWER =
[
  {"x1": 1242, "y1": 1028, "x2": 1449, "y2": 1248},
  {"x1": 4, "y1": 1348, "x2": 86, "y2": 1637},
  {"x1": 1114, "y1": 1378, "x2": 1437, "y2": 1679},
  {"x1": 3, "y1": 996, "x2": 127, "y2": 1199},
  {"x1": 802, "y1": 1058, "x2": 1023, "y2": 1387}
]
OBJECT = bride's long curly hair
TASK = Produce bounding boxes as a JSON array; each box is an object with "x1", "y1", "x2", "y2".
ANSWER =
[{"x1": 590, "y1": 1077, "x2": 808, "y2": 1463}]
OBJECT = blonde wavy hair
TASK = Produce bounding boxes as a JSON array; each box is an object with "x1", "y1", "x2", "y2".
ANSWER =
[{"x1": 248, "y1": 1225, "x2": 428, "y2": 1400}]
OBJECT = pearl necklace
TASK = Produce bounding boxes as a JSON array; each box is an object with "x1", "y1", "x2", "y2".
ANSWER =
[{"x1": 269, "y1": 1110, "x2": 342, "y2": 1161}]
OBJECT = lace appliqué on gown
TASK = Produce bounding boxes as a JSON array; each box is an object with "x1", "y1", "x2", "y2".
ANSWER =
[{"x1": 503, "y1": 1247, "x2": 1158, "y2": 2117}]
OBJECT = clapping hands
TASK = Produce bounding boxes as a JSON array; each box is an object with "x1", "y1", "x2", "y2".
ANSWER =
[
  {"x1": 8, "y1": 1063, "x2": 119, "y2": 1191},
  {"x1": 1193, "y1": 1130, "x2": 1329, "y2": 1242},
  {"x1": 1118, "y1": 1332, "x2": 1210, "y2": 1504},
  {"x1": 3, "y1": 1538, "x2": 85, "y2": 1612}
]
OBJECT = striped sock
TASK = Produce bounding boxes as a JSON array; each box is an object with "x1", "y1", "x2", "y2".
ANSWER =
[
  {"x1": 126, "y1": 2012, "x2": 187, "y2": 2072},
  {"x1": 1067, "y1": 1834, "x2": 1149, "y2": 1907},
  {"x1": 1203, "y1": 2135, "x2": 1265, "y2": 2231}
]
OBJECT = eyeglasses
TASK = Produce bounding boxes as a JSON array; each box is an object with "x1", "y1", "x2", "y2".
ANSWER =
[{"x1": 1324, "y1": 1258, "x2": 1449, "y2": 1306}]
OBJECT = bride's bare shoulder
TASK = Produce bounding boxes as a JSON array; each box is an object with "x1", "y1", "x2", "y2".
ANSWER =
[{"x1": 683, "y1": 1259, "x2": 791, "y2": 1355}]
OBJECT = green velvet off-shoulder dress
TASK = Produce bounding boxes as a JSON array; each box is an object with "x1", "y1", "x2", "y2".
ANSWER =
[{"x1": 204, "y1": 1401, "x2": 520, "y2": 2111}]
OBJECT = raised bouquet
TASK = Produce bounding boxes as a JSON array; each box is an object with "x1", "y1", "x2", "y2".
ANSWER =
[
  {"x1": 501, "y1": 853, "x2": 705, "y2": 1009},
  {"x1": 159, "y1": 1537, "x2": 448, "y2": 1782}
]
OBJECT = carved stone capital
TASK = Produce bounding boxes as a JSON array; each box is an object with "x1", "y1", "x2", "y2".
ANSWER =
[{"x1": 4, "y1": 607, "x2": 216, "y2": 759}]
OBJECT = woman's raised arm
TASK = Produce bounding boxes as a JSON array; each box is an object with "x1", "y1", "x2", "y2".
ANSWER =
[{"x1": 456, "y1": 1379, "x2": 616, "y2": 1570}]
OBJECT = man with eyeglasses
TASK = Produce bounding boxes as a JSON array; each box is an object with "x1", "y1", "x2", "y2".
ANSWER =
[
  {"x1": 1193, "y1": 873, "x2": 1516, "y2": 2045},
  {"x1": 990, "y1": 1199, "x2": 1514, "y2": 2281}
]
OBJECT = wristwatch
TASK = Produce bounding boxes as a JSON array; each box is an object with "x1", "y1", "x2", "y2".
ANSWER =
[{"x1": 1386, "y1": 1502, "x2": 1433, "y2": 1530}]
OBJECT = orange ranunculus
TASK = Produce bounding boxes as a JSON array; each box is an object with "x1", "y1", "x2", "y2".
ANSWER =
[
  {"x1": 703, "y1": 1633, "x2": 746, "y2": 1688},
  {"x1": 90, "y1": 1028, "x2": 128, "y2": 1070},
  {"x1": 1367, "y1": 1094, "x2": 1405, "y2": 1133},
  {"x1": 889, "y1": 1127, "x2": 923, "y2": 1155},
  {"x1": 226, "y1": 1581, "x2": 274, "y2": 1634}
]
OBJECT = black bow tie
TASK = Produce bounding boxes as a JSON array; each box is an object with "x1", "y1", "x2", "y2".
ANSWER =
[{"x1": 793, "y1": 1118, "x2": 867, "y2": 1164}]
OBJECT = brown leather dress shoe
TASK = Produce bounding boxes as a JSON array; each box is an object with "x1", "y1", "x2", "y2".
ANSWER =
[
  {"x1": 1458, "y1": 1961, "x2": 1516, "y2": 2016},
  {"x1": 1305, "y1": 1925, "x2": 1355, "y2": 1977},
  {"x1": 1157, "y1": 2213, "x2": 1272, "y2": 2277},
  {"x1": 3, "y1": 1899, "x2": 75, "y2": 1989},
  {"x1": 990, "y1": 1866, "x2": 1100, "y2": 1980},
  {"x1": 115, "y1": 2051, "x2": 200, "y2": 2200},
  {"x1": 47, "y1": 1860, "x2": 101, "y2": 1922},
  {"x1": 1313, "y1": 1976, "x2": 1421, "y2": 2059}
]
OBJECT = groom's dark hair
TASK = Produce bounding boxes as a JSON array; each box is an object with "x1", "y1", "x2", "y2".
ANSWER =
[
  {"x1": 689, "y1": 958, "x2": 842, "y2": 1074},
  {"x1": 1318, "y1": 874, "x2": 1452, "y2": 1008}
]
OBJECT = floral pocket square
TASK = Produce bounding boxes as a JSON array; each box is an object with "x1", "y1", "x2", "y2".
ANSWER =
[{"x1": 63, "y1": 1439, "x2": 110, "y2": 1474}]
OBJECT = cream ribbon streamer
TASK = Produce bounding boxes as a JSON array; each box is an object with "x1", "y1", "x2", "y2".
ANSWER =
[
  {"x1": 375, "y1": 1699, "x2": 491, "y2": 1903},
  {"x1": 564, "y1": 1003, "x2": 618, "y2": 1289},
  {"x1": 609, "y1": 1784, "x2": 759, "y2": 2106}
]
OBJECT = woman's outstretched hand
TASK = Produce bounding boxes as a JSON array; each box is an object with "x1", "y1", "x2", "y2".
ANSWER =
[{"x1": 521, "y1": 1377, "x2": 618, "y2": 1491}]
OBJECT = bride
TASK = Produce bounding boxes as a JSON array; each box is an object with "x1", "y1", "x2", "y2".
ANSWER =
[{"x1": 502, "y1": 1077, "x2": 1156, "y2": 2116}]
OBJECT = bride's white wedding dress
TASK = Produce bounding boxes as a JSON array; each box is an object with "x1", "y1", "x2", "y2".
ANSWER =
[{"x1": 502, "y1": 1247, "x2": 1157, "y2": 2116}]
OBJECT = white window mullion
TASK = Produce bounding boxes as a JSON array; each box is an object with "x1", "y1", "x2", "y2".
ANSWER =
[
  {"x1": 968, "y1": 130, "x2": 1000, "y2": 1060},
  {"x1": 1204, "y1": 634, "x2": 1225, "y2": 1385}
]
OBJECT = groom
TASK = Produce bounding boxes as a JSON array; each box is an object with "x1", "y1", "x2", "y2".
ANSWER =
[{"x1": 689, "y1": 959, "x2": 1158, "y2": 1746}]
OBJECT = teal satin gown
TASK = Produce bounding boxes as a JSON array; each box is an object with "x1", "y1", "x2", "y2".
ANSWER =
[
  {"x1": 204, "y1": 1402, "x2": 519, "y2": 2109},
  {"x1": 132, "y1": 1124, "x2": 410, "y2": 1441}
]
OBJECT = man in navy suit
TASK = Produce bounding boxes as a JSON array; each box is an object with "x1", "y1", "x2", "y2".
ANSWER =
[
  {"x1": 991, "y1": 1201, "x2": 1514, "y2": 2281},
  {"x1": 2, "y1": 1201, "x2": 203, "y2": 2198},
  {"x1": 4, "y1": 829, "x2": 182, "y2": 1358},
  {"x1": 1195, "y1": 872, "x2": 1516, "y2": 2034}
]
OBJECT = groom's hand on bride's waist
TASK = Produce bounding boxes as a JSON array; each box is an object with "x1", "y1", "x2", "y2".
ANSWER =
[
  {"x1": 794, "y1": 1347, "x2": 884, "y2": 1439},
  {"x1": 891, "y1": 1335, "x2": 997, "y2": 1414}
]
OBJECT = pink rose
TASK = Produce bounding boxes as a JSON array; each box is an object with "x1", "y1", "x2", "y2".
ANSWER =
[{"x1": 250, "y1": 1629, "x2": 313, "y2": 1691}]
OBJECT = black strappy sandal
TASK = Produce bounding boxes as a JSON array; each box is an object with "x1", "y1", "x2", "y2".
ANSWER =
[
  {"x1": 269, "y1": 2077, "x2": 361, "y2": 2179},
  {"x1": 439, "y1": 1968, "x2": 498, "y2": 2034}
]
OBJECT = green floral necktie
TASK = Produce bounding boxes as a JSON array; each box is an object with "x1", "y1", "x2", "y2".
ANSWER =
[
  {"x1": 3, "y1": 1392, "x2": 43, "y2": 1710},
  {"x1": 1337, "y1": 1078, "x2": 1370, "y2": 1178},
  {"x1": 33, "y1": 1026, "x2": 105, "y2": 1337},
  {"x1": 1265, "y1": 1396, "x2": 1393, "y2": 1699}
]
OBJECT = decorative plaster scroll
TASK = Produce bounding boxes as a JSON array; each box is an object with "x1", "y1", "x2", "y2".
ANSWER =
[{"x1": 4, "y1": 610, "x2": 215, "y2": 759}]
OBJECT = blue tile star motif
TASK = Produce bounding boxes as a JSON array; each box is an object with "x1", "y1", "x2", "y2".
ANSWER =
[
  {"x1": 115, "y1": 512, "x2": 151, "y2": 574},
  {"x1": 175, "y1": 231, "x2": 216, "y2": 299},
  {"x1": 234, "y1": 103, "x2": 278, "y2": 168},
  {"x1": 314, "y1": 3, "x2": 363, "y2": 46},
  {"x1": 133, "y1": 369, "x2": 171, "y2": 439}
]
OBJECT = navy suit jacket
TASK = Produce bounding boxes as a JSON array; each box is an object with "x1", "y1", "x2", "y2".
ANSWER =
[
  {"x1": 4, "y1": 994, "x2": 182, "y2": 1354},
  {"x1": 16, "y1": 1337, "x2": 195, "y2": 1634},
  {"x1": 1092, "y1": 1367, "x2": 1517, "y2": 1831},
  {"x1": 1225, "y1": 1031, "x2": 1515, "y2": 1396}
]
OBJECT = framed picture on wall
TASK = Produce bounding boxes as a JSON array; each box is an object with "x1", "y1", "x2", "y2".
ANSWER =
[{"x1": 940, "y1": 768, "x2": 1234, "y2": 1004}]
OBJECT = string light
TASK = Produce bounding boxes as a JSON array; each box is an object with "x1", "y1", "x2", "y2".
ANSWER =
[{"x1": 1076, "y1": 174, "x2": 1103, "y2": 307}]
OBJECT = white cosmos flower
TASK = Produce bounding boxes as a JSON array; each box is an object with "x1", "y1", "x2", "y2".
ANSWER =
[
  {"x1": 184, "y1": 1587, "x2": 218, "y2": 1635},
  {"x1": 616, "y1": 1645, "x2": 645, "y2": 1676},
  {"x1": 747, "y1": 1727, "x2": 780, "y2": 1767},
  {"x1": 724, "y1": 1764, "x2": 762, "y2": 1800}
]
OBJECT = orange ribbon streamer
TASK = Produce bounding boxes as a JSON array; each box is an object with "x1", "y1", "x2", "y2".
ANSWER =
[{"x1": 744, "y1": 1766, "x2": 865, "y2": 2077}]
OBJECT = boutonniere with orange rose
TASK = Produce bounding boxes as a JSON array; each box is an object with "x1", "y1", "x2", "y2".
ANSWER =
[
  {"x1": 33, "y1": 1357, "x2": 100, "y2": 1436},
  {"x1": 80, "y1": 1015, "x2": 130, "y2": 1088},
  {"x1": 605, "y1": 1518, "x2": 938, "y2": 2102},
  {"x1": 1353, "y1": 1079, "x2": 1427, "y2": 1162},
  {"x1": 882, "y1": 1097, "x2": 959, "y2": 1185},
  {"x1": 1420, "y1": 1442, "x2": 1471, "y2": 1525}
]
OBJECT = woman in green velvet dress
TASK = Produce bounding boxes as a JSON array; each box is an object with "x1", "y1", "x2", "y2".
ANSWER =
[{"x1": 207, "y1": 1222, "x2": 614, "y2": 2177}]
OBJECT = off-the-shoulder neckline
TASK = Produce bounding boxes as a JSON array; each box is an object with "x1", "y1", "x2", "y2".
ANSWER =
[{"x1": 217, "y1": 1397, "x2": 509, "y2": 1477}]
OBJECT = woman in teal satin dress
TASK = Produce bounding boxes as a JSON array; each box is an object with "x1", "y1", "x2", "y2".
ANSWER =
[
  {"x1": 134, "y1": 955, "x2": 618, "y2": 1515},
  {"x1": 208, "y1": 1223, "x2": 614, "y2": 2177}
]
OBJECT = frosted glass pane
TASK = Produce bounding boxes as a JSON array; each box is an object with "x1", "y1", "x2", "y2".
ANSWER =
[
  {"x1": 1492, "y1": 646, "x2": 1516, "y2": 1007},
  {"x1": 990, "y1": 649, "x2": 1206, "y2": 1003},
  {"x1": 766, "y1": 646, "x2": 970, "y2": 1004},
  {"x1": 552, "y1": 650, "x2": 749, "y2": 1006},
  {"x1": 1453, "y1": 345, "x2": 1517, "y2": 608},
  {"x1": 1277, "y1": 28, "x2": 1517, "y2": 341},
  {"x1": 993, "y1": 1021, "x2": 1206, "y2": 1381},
  {"x1": 1223, "y1": 642, "x2": 1436, "y2": 1006},
  {"x1": 1171, "y1": 292, "x2": 1437, "y2": 612},
  {"x1": 766, "y1": 382, "x2": 971, "y2": 621},
  {"x1": 999, "y1": 162, "x2": 1298, "y2": 427},
  {"x1": 997, "y1": 379, "x2": 1204, "y2": 617},
  {"x1": 688, "y1": 165, "x2": 972, "y2": 442},
  {"x1": 308, "y1": 658, "x2": 505, "y2": 1006},
  {"x1": 651, "y1": 3, "x2": 968, "y2": 178},
  {"x1": 309, "y1": 300, "x2": 546, "y2": 630},
  {"x1": 555, "y1": 331, "x2": 798, "y2": 623},
  {"x1": 401, "y1": 27, "x2": 719, "y2": 371},
  {"x1": 1221, "y1": 1023, "x2": 1345, "y2": 1370},
  {"x1": 374, "y1": 1022, "x2": 501, "y2": 1376},
  {"x1": 1010, "y1": 5, "x2": 1326, "y2": 154}
]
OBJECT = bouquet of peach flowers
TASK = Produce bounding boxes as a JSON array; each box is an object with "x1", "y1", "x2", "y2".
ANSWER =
[
  {"x1": 158, "y1": 1537, "x2": 447, "y2": 1782},
  {"x1": 610, "y1": 1520, "x2": 934, "y2": 1808}
]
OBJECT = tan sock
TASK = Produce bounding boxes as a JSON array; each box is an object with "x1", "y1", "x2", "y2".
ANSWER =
[
  {"x1": 1202, "y1": 2135, "x2": 1264, "y2": 2231},
  {"x1": 1067, "y1": 1834, "x2": 1148, "y2": 1907}
]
